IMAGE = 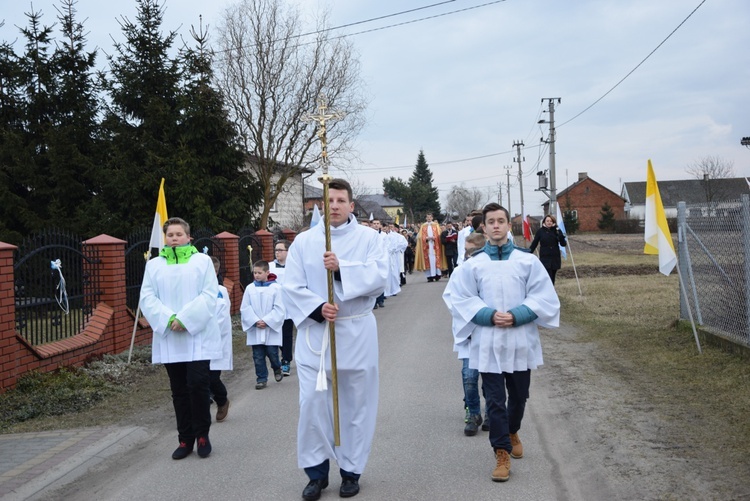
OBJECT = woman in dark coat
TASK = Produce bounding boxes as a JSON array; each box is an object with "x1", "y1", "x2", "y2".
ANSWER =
[{"x1": 529, "y1": 214, "x2": 567, "y2": 284}]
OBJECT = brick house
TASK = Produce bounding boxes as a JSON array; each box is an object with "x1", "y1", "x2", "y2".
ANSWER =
[{"x1": 544, "y1": 172, "x2": 625, "y2": 232}]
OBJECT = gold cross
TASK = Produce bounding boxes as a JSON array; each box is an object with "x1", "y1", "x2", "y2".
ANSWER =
[{"x1": 302, "y1": 94, "x2": 345, "y2": 175}]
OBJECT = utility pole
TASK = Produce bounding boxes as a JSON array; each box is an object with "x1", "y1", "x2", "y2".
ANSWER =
[
  {"x1": 513, "y1": 141, "x2": 525, "y2": 220},
  {"x1": 505, "y1": 166, "x2": 512, "y2": 216},
  {"x1": 540, "y1": 98, "x2": 561, "y2": 215},
  {"x1": 497, "y1": 182, "x2": 503, "y2": 205}
]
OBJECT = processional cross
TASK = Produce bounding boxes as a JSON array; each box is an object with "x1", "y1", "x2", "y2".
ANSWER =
[{"x1": 302, "y1": 93, "x2": 345, "y2": 445}]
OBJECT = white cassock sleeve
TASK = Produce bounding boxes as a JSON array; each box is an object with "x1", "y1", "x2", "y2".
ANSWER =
[
  {"x1": 442, "y1": 261, "x2": 487, "y2": 347},
  {"x1": 240, "y1": 285, "x2": 261, "y2": 333},
  {"x1": 334, "y1": 232, "x2": 388, "y2": 302}
]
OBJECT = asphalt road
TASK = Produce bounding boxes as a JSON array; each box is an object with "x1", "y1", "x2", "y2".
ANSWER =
[{"x1": 35, "y1": 272, "x2": 615, "y2": 501}]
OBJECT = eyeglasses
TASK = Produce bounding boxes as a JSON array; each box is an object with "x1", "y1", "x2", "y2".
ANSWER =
[{"x1": 275, "y1": 248, "x2": 287, "y2": 252}]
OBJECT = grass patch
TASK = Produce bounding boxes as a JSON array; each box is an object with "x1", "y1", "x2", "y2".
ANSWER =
[{"x1": 556, "y1": 251, "x2": 750, "y2": 467}]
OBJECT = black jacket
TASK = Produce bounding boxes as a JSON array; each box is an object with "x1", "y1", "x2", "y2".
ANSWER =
[{"x1": 529, "y1": 226, "x2": 567, "y2": 270}]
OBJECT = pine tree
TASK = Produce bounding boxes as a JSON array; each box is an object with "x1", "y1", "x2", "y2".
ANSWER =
[
  {"x1": 409, "y1": 150, "x2": 441, "y2": 220},
  {"x1": 100, "y1": 0, "x2": 183, "y2": 235},
  {"x1": 598, "y1": 201, "x2": 616, "y2": 232},
  {"x1": 175, "y1": 20, "x2": 263, "y2": 230},
  {"x1": 0, "y1": 34, "x2": 32, "y2": 243},
  {"x1": 383, "y1": 150, "x2": 441, "y2": 222},
  {"x1": 47, "y1": 0, "x2": 105, "y2": 236}
]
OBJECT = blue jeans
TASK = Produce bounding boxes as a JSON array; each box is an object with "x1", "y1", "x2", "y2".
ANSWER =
[
  {"x1": 252, "y1": 345, "x2": 281, "y2": 383},
  {"x1": 462, "y1": 358, "x2": 481, "y2": 416},
  {"x1": 481, "y1": 370, "x2": 530, "y2": 453}
]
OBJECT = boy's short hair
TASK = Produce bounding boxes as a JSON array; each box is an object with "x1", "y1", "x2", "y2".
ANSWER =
[
  {"x1": 329, "y1": 178, "x2": 353, "y2": 202},
  {"x1": 465, "y1": 232, "x2": 487, "y2": 248},
  {"x1": 276, "y1": 239, "x2": 291, "y2": 250},
  {"x1": 482, "y1": 203, "x2": 510, "y2": 223},
  {"x1": 253, "y1": 260, "x2": 269, "y2": 271},
  {"x1": 163, "y1": 217, "x2": 190, "y2": 235},
  {"x1": 471, "y1": 214, "x2": 484, "y2": 232},
  {"x1": 210, "y1": 256, "x2": 221, "y2": 268}
]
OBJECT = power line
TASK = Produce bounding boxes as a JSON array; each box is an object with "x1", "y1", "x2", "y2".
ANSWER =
[{"x1": 558, "y1": 0, "x2": 706, "y2": 128}]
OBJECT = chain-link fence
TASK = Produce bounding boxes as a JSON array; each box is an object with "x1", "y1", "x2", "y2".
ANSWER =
[{"x1": 677, "y1": 195, "x2": 749, "y2": 348}]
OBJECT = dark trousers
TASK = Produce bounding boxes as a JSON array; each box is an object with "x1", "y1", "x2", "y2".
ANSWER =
[
  {"x1": 376, "y1": 292, "x2": 385, "y2": 307},
  {"x1": 547, "y1": 267, "x2": 558, "y2": 284},
  {"x1": 481, "y1": 370, "x2": 531, "y2": 454},
  {"x1": 165, "y1": 360, "x2": 212, "y2": 443},
  {"x1": 280, "y1": 319, "x2": 294, "y2": 363},
  {"x1": 305, "y1": 459, "x2": 360, "y2": 481},
  {"x1": 209, "y1": 370, "x2": 228, "y2": 407},
  {"x1": 446, "y1": 254, "x2": 457, "y2": 276}
]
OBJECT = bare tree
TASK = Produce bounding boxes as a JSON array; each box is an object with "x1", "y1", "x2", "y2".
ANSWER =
[
  {"x1": 686, "y1": 155, "x2": 735, "y2": 203},
  {"x1": 216, "y1": 0, "x2": 367, "y2": 228},
  {"x1": 445, "y1": 184, "x2": 485, "y2": 221}
]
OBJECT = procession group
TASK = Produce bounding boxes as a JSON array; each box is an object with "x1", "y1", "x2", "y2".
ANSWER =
[{"x1": 138, "y1": 178, "x2": 566, "y2": 500}]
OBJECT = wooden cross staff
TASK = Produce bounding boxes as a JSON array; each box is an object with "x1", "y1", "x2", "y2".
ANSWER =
[{"x1": 302, "y1": 93, "x2": 345, "y2": 446}]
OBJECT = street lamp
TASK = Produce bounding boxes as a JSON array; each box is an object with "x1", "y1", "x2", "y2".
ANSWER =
[{"x1": 742, "y1": 137, "x2": 750, "y2": 149}]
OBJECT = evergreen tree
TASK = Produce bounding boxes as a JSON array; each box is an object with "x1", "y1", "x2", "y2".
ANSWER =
[
  {"x1": 382, "y1": 149, "x2": 441, "y2": 222},
  {"x1": 175, "y1": 20, "x2": 263, "y2": 230},
  {"x1": 598, "y1": 201, "x2": 616, "y2": 232},
  {"x1": 100, "y1": 0, "x2": 183, "y2": 235},
  {"x1": 409, "y1": 150, "x2": 441, "y2": 219},
  {"x1": 0, "y1": 33, "x2": 32, "y2": 243},
  {"x1": 47, "y1": 0, "x2": 105, "y2": 236}
]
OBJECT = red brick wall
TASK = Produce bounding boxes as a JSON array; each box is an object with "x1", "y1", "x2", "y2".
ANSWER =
[
  {"x1": 0, "y1": 229, "x2": 281, "y2": 392},
  {"x1": 558, "y1": 179, "x2": 625, "y2": 232}
]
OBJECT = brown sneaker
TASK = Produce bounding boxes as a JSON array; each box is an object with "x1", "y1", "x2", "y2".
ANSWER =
[
  {"x1": 216, "y1": 399, "x2": 230, "y2": 422},
  {"x1": 510, "y1": 432, "x2": 523, "y2": 458},
  {"x1": 492, "y1": 449, "x2": 510, "y2": 482}
]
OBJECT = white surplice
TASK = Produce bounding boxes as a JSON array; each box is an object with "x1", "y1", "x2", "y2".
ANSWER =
[
  {"x1": 210, "y1": 285, "x2": 233, "y2": 371},
  {"x1": 385, "y1": 231, "x2": 406, "y2": 296},
  {"x1": 140, "y1": 253, "x2": 222, "y2": 364},
  {"x1": 241, "y1": 282, "x2": 285, "y2": 346},
  {"x1": 283, "y1": 214, "x2": 388, "y2": 474},
  {"x1": 443, "y1": 249, "x2": 560, "y2": 373}
]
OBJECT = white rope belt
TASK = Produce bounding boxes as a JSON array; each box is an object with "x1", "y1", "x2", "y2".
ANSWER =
[{"x1": 306, "y1": 311, "x2": 371, "y2": 391}]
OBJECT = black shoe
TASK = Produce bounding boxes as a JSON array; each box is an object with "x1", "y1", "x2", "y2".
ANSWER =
[
  {"x1": 377, "y1": 302, "x2": 384, "y2": 308},
  {"x1": 274, "y1": 368, "x2": 283, "y2": 382},
  {"x1": 427, "y1": 277, "x2": 434, "y2": 282},
  {"x1": 464, "y1": 414, "x2": 482, "y2": 436},
  {"x1": 373, "y1": 304, "x2": 379, "y2": 309},
  {"x1": 339, "y1": 477, "x2": 360, "y2": 498},
  {"x1": 172, "y1": 440, "x2": 193, "y2": 460},
  {"x1": 302, "y1": 478, "x2": 328, "y2": 501},
  {"x1": 197, "y1": 436, "x2": 212, "y2": 458}
]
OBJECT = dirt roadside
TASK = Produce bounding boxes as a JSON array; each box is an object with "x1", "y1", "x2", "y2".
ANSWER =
[{"x1": 536, "y1": 322, "x2": 750, "y2": 500}]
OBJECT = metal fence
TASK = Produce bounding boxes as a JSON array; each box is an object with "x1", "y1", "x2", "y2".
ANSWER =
[
  {"x1": 124, "y1": 228, "x2": 151, "y2": 313},
  {"x1": 238, "y1": 227, "x2": 262, "y2": 290},
  {"x1": 677, "y1": 195, "x2": 749, "y2": 347},
  {"x1": 14, "y1": 230, "x2": 101, "y2": 346}
]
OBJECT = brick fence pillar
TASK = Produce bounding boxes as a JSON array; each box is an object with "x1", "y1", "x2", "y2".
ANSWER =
[
  {"x1": 281, "y1": 228, "x2": 297, "y2": 244},
  {"x1": 255, "y1": 229, "x2": 274, "y2": 263},
  {"x1": 0, "y1": 242, "x2": 19, "y2": 390},
  {"x1": 215, "y1": 232, "x2": 241, "y2": 315},
  {"x1": 83, "y1": 235, "x2": 131, "y2": 354}
]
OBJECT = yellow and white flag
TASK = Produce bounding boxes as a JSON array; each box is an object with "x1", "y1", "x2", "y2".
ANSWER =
[
  {"x1": 149, "y1": 178, "x2": 169, "y2": 251},
  {"x1": 644, "y1": 160, "x2": 676, "y2": 275}
]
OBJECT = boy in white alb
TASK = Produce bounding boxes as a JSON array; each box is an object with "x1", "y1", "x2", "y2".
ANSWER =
[
  {"x1": 241, "y1": 260, "x2": 285, "y2": 390},
  {"x1": 443, "y1": 203, "x2": 560, "y2": 482},
  {"x1": 209, "y1": 256, "x2": 232, "y2": 422}
]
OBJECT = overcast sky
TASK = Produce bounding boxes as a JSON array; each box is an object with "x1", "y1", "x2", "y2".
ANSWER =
[{"x1": 3, "y1": 0, "x2": 749, "y2": 215}]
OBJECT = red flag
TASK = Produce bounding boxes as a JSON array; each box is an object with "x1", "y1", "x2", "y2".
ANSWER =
[{"x1": 522, "y1": 215, "x2": 532, "y2": 241}]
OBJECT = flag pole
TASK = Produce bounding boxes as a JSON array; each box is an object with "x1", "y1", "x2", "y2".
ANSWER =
[
  {"x1": 566, "y1": 237, "x2": 583, "y2": 296},
  {"x1": 303, "y1": 94, "x2": 345, "y2": 446},
  {"x1": 676, "y1": 266, "x2": 702, "y2": 354}
]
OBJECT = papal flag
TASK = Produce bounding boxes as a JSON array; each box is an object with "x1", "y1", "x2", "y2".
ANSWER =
[
  {"x1": 644, "y1": 160, "x2": 676, "y2": 275},
  {"x1": 555, "y1": 203, "x2": 567, "y2": 260},
  {"x1": 149, "y1": 178, "x2": 169, "y2": 253}
]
